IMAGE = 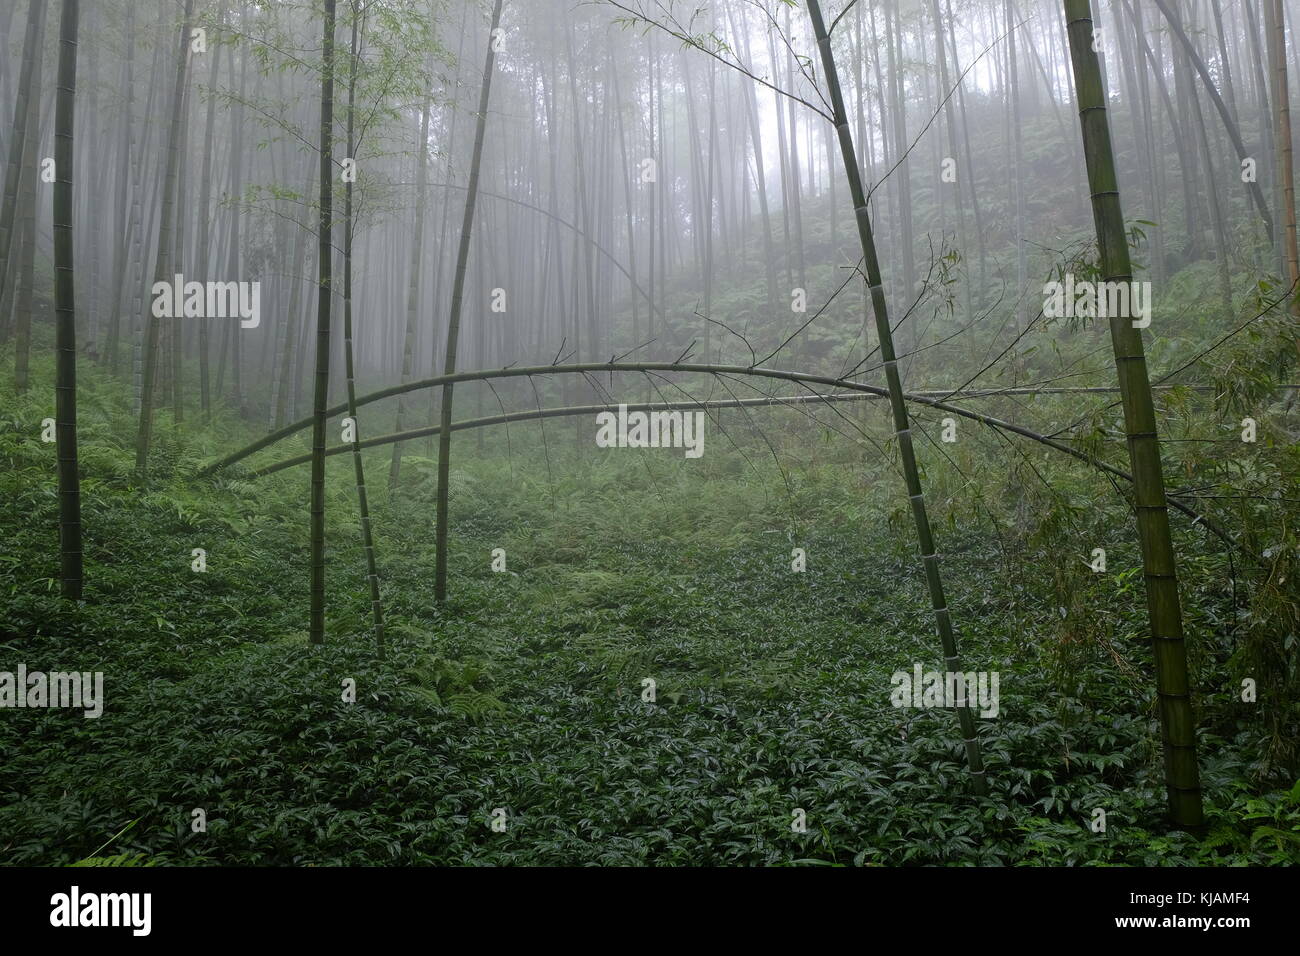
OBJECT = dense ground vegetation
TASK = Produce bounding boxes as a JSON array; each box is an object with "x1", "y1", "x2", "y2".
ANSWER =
[{"x1": 3, "y1": 332, "x2": 1298, "y2": 865}]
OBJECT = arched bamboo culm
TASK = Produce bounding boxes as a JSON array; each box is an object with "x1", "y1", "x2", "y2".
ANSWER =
[{"x1": 199, "y1": 361, "x2": 1239, "y2": 554}]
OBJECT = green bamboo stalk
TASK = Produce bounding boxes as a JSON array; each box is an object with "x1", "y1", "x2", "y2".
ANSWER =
[
  {"x1": 433, "y1": 0, "x2": 504, "y2": 603},
  {"x1": 1149, "y1": 0, "x2": 1274, "y2": 246},
  {"x1": 134, "y1": 0, "x2": 194, "y2": 475},
  {"x1": 342, "y1": 0, "x2": 385, "y2": 656},
  {"x1": 0, "y1": 0, "x2": 45, "y2": 339},
  {"x1": 195, "y1": 7, "x2": 225, "y2": 423},
  {"x1": 239, "y1": 391, "x2": 1145, "y2": 478},
  {"x1": 11, "y1": 14, "x2": 43, "y2": 393},
  {"x1": 1270, "y1": 0, "x2": 1300, "y2": 318},
  {"x1": 53, "y1": 0, "x2": 81, "y2": 600},
  {"x1": 309, "y1": 0, "x2": 338, "y2": 645},
  {"x1": 807, "y1": 0, "x2": 987, "y2": 795},
  {"x1": 388, "y1": 58, "x2": 433, "y2": 492},
  {"x1": 1063, "y1": 0, "x2": 1203, "y2": 829}
]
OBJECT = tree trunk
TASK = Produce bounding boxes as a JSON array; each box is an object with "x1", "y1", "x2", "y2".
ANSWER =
[
  {"x1": 195, "y1": 9, "x2": 224, "y2": 422},
  {"x1": 1151, "y1": 0, "x2": 1274, "y2": 246},
  {"x1": 0, "y1": 0, "x2": 44, "y2": 340},
  {"x1": 388, "y1": 66, "x2": 432, "y2": 490},
  {"x1": 134, "y1": 0, "x2": 194, "y2": 474},
  {"x1": 434, "y1": 0, "x2": 504, "y2": 602},
  {"x1": 53, "y1": 0, "x2": 81, "y2": 599},
  {"x1": 343, "y1": 0, "x2": 384, "y2": 654},
  {"x1": 1269, "y1": 0, "x2": 1299, "y2": 318},
  {"x1": 11, "y1": 27, "x2": 41, "y2": 393},
  {"x1": 103, "y1": 0, "x2": 134, "y2": 371},
  {"x1": 309, "y1": 0, "x2": 337, "y2": 644},
  {"x1": 1063, "y1": 0, "x2": 1203, "y2": 830},
  {"x1": 806, "y1": 0, "x2": 988, "y2": 795}
]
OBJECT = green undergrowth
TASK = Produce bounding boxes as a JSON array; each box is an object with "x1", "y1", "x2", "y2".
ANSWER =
[{"x1": 1, "y1": 354, "x2": 1298, "y2": 866}]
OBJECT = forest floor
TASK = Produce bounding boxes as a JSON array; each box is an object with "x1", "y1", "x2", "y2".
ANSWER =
[{"x1": 3, "y1": 355, "x2": 1299, "y2": 866}]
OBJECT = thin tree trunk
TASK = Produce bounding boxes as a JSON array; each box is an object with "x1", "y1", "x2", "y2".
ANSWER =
[
  {"x1": 169, "y1": 67, "x2": 190, "y2": 424},
  {"x1": 1188, "y1": 71, "x2": 1233, "y2": 319},
  {"x1": 276, "y1": 164, "x2": 312, "y2": 428},
  {"x1": 807, "y1": 0, "x2": 988, "y2": 795},
  {"x1": 195, "y1": 10, "x2": 224, "y2": 422},
  {"x1": 1151, "y1": 0, "x2": 1274, "y2": 245},
  {"x1": 10, "y1": 13, "x2": 43, "y2": 393},
  {"x1": 785, "y1": 12, "x2": 805, "y2": 296},
  {"x1": 434, "y1": 0, "x2": 503, "y2": 603},
  {"x1": 929, "y1": 0, "x2": 971, "y2": 321},
  {"x1": 425, "y1": 11, "x2": 470, "y2": 456},
  {"x1": 309, "y1": 0, "x2": 337, "y2": 645},
  {"x1": 611, "y1": 51, "x2": 638, "y2": 355},
  {"x1": 1209, "y1": 0, "x2": 1238, "y2": 125},
  {"x1": 388, "y1": 66, "x2": 432, "y2": 490},
  {"x1": 103, "y1": 1, "x2": 133, "y2": 370},
  {"x1": 1123, "y1": 1, "x2": 1197, "y2": 269},
  {"x1": 1270, "y1": 0, "x2": 1299, "y2": 318},
  {"x1": 226, "y1": 4, "x2": 249, "y2": 410},
  {"x1": 1063, "y1": 0, "x2": 1202, "y2": 829},
  {"x1": 729, "y1": 2, "x2": 777, "y2": 321},
  {"x1": 0, "y1": 0, "x2": 43, "y2": 339},
  {"x1": 343, "y1": 0, "x2": 384, "y2": 654},
  {"x1": 53, "y1": 0, "x2": 81, "y2": 599},
  {"x1": 134, "y1": 0, "x2": 194, "y2": 474},
  {"x1": 945, "y1": 0, "x2": 987, "y2": 308}
]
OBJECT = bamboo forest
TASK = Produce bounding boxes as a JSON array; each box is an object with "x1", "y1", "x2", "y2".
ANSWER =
[{"x1": 2, "y1": 0, "x2": 1299, "y2": 882}]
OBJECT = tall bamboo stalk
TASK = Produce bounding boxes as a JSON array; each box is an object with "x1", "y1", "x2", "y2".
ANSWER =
[
  {"x1": 309, "y1": 0, "x2": 338, "y2": 645},
  {"x1": 433, "y1": 0, "x2": 504, "y2": 603},
  {"x1": 134, "y1": 0, "x2": 194, "y2": 475},
  {"x1": 195, "y1": 8, "x2": 225, "y2": 422},
  {"x1": 102, "y1": 2, "x2": 133, "y2": 370},
  {"x1": 1063, "y1": 0, "x2": 1203, "y2": 829},
  {"x1": 343, "y1": 0, "x2": 385, "y2": 655},
  {"x1": 1150, "y1": 0, "x2": 1274, "y2": 247},
  {"x1": 10, "y1": 23, "x2": 42, "y2": 393},
  {"x1": 0, "y1": 0, "x2": 44, "y2": 337},
  {"x1": 1270, "y1": 0, "x2": 1299, "y2": 318},
  {"x1": 807, "y1": 0, "x2": 987, "y2": 795},
  {"x1": 53, "y1": 0, "x2": 81, "y2": 600},
  {"x1": 389, "y1": 58, "x2": 433, "y2": 490}
]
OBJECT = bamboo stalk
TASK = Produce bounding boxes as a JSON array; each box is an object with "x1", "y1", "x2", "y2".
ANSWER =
[
  {"x1": 433, "y1": 0, "x2": 504, "y2": 603},
  {"x1": 1063, "y1": 0, "x2": 1203, "y2": 829},
  {"x1": 806, "y1": 0, "x2": 987, "y2": 795},
  {"x1": 201, "y1": 358, "x2": 1242, "y2": 558},
  {"x1": 134, "y1": 0, "x2": 194, "y2": 475},
  {"x1": 342, "y1": 0, "x2": 384, "y2": 656},
  {"x1": 199, "y1": 358, "x2": 1291, "y2": 481},
  {"x1": 309, "y1": 0, "x2": 337, "y2": 645},
  {"x1": 53, "y1": 0, "x2": 81, "y2": 600},
  {"x1": 1270, "y1": 0, "x2": 1300, "y2": 320},
  {"x1": 0, "y1": 0, "x2": 44, "y2": 331},
  {"x1": 1150, "y1": 0, "x2": 1274, "y2": 245}
]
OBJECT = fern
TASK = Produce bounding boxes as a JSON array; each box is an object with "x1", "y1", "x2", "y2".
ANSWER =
[
  {"x1": 447, "y1": 690, "x2": 506, "y2": 721},
  {"x1": 573, "y1": 629, "x2": 659, "y2": 687},
  {"x1": 403, "y1": 653, "x2": 503, "y2": 719}
]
